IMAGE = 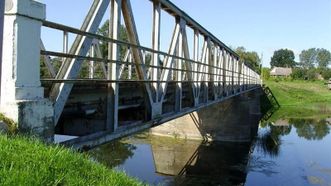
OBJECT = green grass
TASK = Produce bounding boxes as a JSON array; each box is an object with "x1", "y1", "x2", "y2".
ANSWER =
[
  {"x1": 264, "y1": 79, "x2": 331, "y2": 119},
  {"x1": 0, "y1": 135, "x2": 145, "y2": 186}
]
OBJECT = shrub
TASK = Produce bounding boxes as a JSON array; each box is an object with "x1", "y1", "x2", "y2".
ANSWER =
[
  {"x1": 291, "y1": 68, "x2": 318, "y2": 80},
  {"x1": 291, "y1": 68, "x2": 306, "y2": 80},
  {"x1": 321, "y1": 69, "x2": 331, "y2": 80},
  {"x1": 262, "y1": 68, "x2": 270, "y2": 80},
  {"x1": 306, "y1": 68, "x2": 317, "y2": 80}
]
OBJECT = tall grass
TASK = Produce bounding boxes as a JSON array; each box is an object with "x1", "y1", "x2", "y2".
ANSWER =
[
  {"x1": 0, "y1": 135, "x2": 146, "y2": 186},
  {"x1": 265, "y1": 80, "x2": 331, "y2": 119}
]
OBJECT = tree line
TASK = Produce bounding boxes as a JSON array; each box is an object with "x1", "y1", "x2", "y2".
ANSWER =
[
  {"x1": 270, "y1": 48, "x2": 331, "y2": 69},
  {"x1": 267, "y1": 48, "x2": 331, "y2": 80}
]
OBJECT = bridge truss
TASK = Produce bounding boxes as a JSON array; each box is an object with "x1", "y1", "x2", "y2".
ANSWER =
[{"x1": 38, "y1": 0, "x2": 261, "y2": 146}]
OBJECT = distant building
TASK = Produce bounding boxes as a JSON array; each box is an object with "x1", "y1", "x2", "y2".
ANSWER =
[{"x1": 270, "y1": 67, "x2": 292, "y2": 77}]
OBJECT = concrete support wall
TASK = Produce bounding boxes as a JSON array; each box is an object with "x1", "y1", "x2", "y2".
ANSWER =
[
  {"x1": 150, "y1": 89, "x2": 262, "y2": 142},
  {"x1": 0, "y1": 0, "x2": 53, "y2": 141}
]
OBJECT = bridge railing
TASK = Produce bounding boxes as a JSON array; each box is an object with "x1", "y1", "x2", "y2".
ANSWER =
[{"x1": 39, "y1": 0, "x2": 261, "y2": 130}]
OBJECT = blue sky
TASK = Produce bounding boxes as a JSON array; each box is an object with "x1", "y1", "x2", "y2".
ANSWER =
[{"x1": 41, "y1": 0, "x2": 331, "y2": 67}]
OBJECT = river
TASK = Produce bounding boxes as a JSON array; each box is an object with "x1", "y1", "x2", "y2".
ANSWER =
[{"x1": 89, "y1": 113, "x2": 331, "y2": 185}]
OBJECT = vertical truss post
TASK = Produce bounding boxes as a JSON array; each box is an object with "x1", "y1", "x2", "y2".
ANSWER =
[
  {"x1": 217, "y1": 47, "x2": 223, "y2": 98},
  {"x1": 106, "y1": 0, "x2": 121, "y2": 131},
  {"x1": 151, "y1": 0, "x2": 162, "y2": 118},
  {"x1": 89, "y1": 44, "x2": 95, "y2": 79},
  {"x1": 128, "y1": 52, "x2": 132, "y2": 79},
  {"x1": 197, "y1": 38, "x2": 207, "y2": 101},
  {"x1": 247, "y1": 67, "x2": 250, "y2": 89},
  {"x1": 213, "y1": 45, "x2": 218, "y2": 100},
  {"x1": 225, "y1": 52, "x2": 230, "y2": 96},
  {"x1": 62, "y1": 31, "x2": 69, "y2": 62},
  {"x1": 193, "y1": 30, "x2": 199, "y2": 106},
  {"x1": 244, "y1": 65, "x2": 247, "y2": 90},
  {"x1": 228, "y1": 54, "x2": 232, "y2": 95},
  {"x1": 152, "y1": 0, "x2": 160, "y2": 103},
  {"x1": 250, "y1": 69, "x2": 253, "y2": 87},
  {"x1": 180, "y1": 20, "x2": 193, "y2": 105},
  {"x1": 245, "y1": 65, "x2": 248, "y2": 90},
  {"x1": 201, "y1": 37, "x2": 211, "y2": 103},
  {"x1": 204, "y1": 37, "x2": 210, "y2": 102},
  {"x1": 175, "y1": 17, "x2": 184, "y2": 112},
  {"x1": 248, "y1": 68, "x2": 251, "y2": 88},
  {"x1": 222, "y1": 50, "x2": 227, "y2": 96},
  {"x1": 238, "y1": 61, "x2": 242, "y2": 92},
  {"x1": 241, "y1": 64, "x2": 244, "y2": 90},
  {"x1": 234, "y1": 58, "x2": 238, "y2": 92},
  {"x1": 231, "y1": 55, "x2": 235, "y2": 94}
]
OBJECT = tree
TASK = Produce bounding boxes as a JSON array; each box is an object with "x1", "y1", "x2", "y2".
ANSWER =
[
  {"x1": 321, "y1": 68, "x2": 331, "y2": 80},
  {"x1": 261, "y1": 67, "x2": 270, "y2": 80},
  {"x1": 291, "y1": 118, "x2": 330, "y2": 140},
  {"x1": 235, "y1": 47, "x2": 261, "y2": 72},
  {"x1": 299, "y1": 48, "x2": 331, "y2": 69},
  {"x1": 299, "y1": 48, "x2": 317, "y2": 69},
  {"x1": 291, "y1": 68, "x2": 306, "y2": 80},
  {"x1": 270, "y1": 49, "x2": 296, "y2": 68},
  {"x1": 40, "y1": 57, "x2": 62, "y2": 78},
  {"x1": 97, "y1": 20, "x2": 129, "y2": 59},
  {"x1": 316, "y1": 48, "x2": 331, "y2": 69}
]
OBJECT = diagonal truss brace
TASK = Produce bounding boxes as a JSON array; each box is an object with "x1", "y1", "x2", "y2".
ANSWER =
[{"x1": 50, "y1": 0, "x2": 110, "y2": 125}]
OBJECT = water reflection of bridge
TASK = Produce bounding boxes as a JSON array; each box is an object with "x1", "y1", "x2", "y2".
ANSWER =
[
  {"x1": 88, "y1": 112, "x2": 331, "y2": 185},
  {"x1": 152, "y1": 140, "x2": 255, "y2": 185}
]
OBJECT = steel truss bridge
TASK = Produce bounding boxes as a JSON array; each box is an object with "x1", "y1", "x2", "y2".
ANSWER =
[{"x1": 2, "y1": 0, "x2": 261, "y2": 146}]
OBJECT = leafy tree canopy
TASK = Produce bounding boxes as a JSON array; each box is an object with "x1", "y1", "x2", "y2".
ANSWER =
[
  {"x1": 316, "y1": 48, "x2": 331, "y2": 69},
  {"x1": 235, "y1": 47, "x2": 261, "y2": 72},
  {"x1": 97, "y1": 20, "x2": 129, "y2": 58},
  {"x1": 299, "y1": 48, "x2": 331, "y2": 69},
  {"x1": 299, "y1": 48, "x2": 317, "y2": 69},
  {"x1": 270, "y1": 49, "x2": 296, "y2": 68}
]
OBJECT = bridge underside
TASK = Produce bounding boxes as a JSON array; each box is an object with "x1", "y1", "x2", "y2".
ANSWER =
[{"x1": 58, "y1": 85, "x2": 261, "y2": 149}]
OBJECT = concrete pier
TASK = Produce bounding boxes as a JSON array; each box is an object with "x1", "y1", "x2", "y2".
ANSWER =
[
  {"x1": 0, "y1": 0, "x2": 53, "y2": 141},
  {"x1": 150, "y1": 89, "x2": 262, "y2": 142}
]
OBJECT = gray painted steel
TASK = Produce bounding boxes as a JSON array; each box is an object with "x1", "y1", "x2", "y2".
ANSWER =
[
  {"x1": 0, "y1": 0, "x2": 4, "y2": 96},
  {"x1": 36, "y1": 0, "x2": 262, "y2": 146}
]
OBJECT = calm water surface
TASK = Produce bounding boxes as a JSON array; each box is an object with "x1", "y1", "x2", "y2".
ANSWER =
[{"x1": 89, "y1": 117, "x2": 331, "y2": 186}]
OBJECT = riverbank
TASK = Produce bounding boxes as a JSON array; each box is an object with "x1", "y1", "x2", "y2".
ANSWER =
[
  {"x1": 0, "y1": 134, "x2": 145, "y2": 185},
  {"x1": 264, "y1": 80, "x2": 331, "y2": 119}
]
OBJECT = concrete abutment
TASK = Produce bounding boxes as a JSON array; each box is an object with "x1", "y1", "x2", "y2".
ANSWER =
[
  {"x1": 150, "y1": 89, "x2": 262, "y2": 142},
  {"x1": 0, "y1": 0, "x2": 54, "y2": 141}
]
